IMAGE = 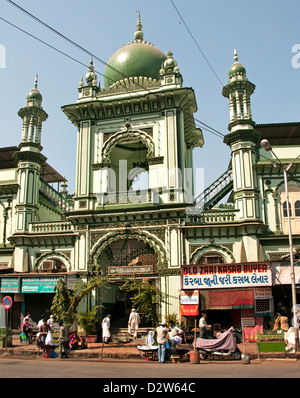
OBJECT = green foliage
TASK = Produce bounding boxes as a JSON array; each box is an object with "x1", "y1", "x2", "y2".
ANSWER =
[
  {"x1": 51, "y1": 278, "x2": 75, "y2": 328},
  {"x1": 78, "y1": 306, "x2": 100, "y2": 335},
  {"x1": 120, "y1": 277, "x2": 169, "y2": 327},
  {"x1": 165, "y1": 312, "x2": 179, "y2": 325},
  {"x1": 51, "y1": 276, "x2": 108, "y2": 329}
]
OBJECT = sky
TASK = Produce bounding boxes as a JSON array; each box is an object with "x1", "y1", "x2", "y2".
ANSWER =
[{"x1": 0, "y1": 0, "x2": 300, "y2": 197}]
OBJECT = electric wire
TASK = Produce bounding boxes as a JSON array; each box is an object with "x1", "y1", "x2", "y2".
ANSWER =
[
  {"x1": 170, "y1": 0, "x2": 224, "y2": 87},
  {"x1": 5, "y1": 0, "x2": 156, "y2": 94},
  {"x1": 2, "y1": 2, "x2": 225, "y2": 140}
]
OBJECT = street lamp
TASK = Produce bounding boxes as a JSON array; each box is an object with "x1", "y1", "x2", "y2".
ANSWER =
[{"x1": 261, "y1": 139, "x2": 300, "y2": 351}]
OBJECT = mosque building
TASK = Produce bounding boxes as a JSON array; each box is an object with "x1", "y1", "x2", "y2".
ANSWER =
[{"x1": 0, "y1": 14, "x2": 299, "y2": 339}]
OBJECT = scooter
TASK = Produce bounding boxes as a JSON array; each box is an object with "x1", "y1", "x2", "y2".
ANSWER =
[{"x1": 195, "y1": 327, "x2": 241, "y2": 360}]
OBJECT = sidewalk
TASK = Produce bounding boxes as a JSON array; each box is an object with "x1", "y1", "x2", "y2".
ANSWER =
[{"x1": 0, "y1": 336, "x2": 299, "y2": 361}]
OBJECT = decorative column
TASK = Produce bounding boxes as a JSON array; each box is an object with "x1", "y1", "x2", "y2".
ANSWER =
[
  {"x1": 14, "y1": 75, "x2": 48, "y2": 231},
  {"x1": 222, "y1": 49, "x2": 261, "y2": 223}
]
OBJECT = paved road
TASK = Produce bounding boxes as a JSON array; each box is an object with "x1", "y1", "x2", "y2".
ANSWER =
[{"x1": 0, "y1": 357, "x2": 299, "y2": 381}]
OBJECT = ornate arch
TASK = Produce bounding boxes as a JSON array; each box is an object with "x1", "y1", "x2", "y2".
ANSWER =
[
  {"x1": 90, "y1": 229, "x2": 166, "y2": 270},
  {"x1": 102, "y1": 129, "x2": 155, "y2": 162},
  {"x1": 190, "y1": 244, "x2": 235, "y2": 264},
  {"x1": 34, "y1": 251, "x2": 72, "y2": 272}
]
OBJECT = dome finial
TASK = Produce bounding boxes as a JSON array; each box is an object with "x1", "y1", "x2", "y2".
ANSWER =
[
  {"x1": 134, "y1": 11, "x2": 144, "y2": 42},
  {"x1": 234, "y1": 47, "x2": 238, "y2": 63},
  {"x1": 26, "y1": 73, "x2": 42, "y2": 106},
  {"x1": 34, "y1": 73, "x2": 38, "y2": 90}
]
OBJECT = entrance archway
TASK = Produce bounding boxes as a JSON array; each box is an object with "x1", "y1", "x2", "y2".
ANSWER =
[{"x1": 91, "y1": 232, "x2": 164, "y2": 325}]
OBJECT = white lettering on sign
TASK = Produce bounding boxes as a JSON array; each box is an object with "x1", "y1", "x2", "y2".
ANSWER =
[{"x1": 181, "y1": 262, "x2": 272, "y2": 289}]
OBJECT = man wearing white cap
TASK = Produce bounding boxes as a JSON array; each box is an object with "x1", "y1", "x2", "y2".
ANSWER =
[{"x1": 128, "y1": 308, "x2": 140, "y2": 339}]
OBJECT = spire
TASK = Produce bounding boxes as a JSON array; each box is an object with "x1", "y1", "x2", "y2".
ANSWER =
[
  {"x1": 222, "y1": 49, "x2": 256, "y2": 131},
  {"x1": 18, "y1": 75, "x2": 48, "y2": 146},
  {"x1": 134, "y1": 11, "x2": 144, "y2": 42},
  {"x1": 228, "y1": 47, "x2": 246, "y2": 81},
  {"x1": 233, "y1": 47, "x2": 238, "y2": 63},
  {"x1": 85, "y1": 57, "x2": 97, "y2": 86},
  {"x1": 34, "y1": 73, "x2": 38, "y2": 89},
  {"x1": 26, "y1": 74, "x2": 43, "y2": 106}
]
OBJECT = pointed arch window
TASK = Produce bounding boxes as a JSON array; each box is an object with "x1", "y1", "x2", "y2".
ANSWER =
[
  {"x1": 283, "y1": 201, "x2": 292, "y2": 218},
  {"x1": 295, "y1": 200, "x2": 300, "y2": 217}
]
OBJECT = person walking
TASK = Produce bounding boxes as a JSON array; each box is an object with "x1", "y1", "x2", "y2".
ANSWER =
[
  {"x1": 38, "y1": 318, "x2": 50, "y2": 356},
  {"x1": 156, "y1": 322, "x2": 169, "y2": 363},
  {"x1": 128, "y1": 308, "x2": 140, "y2": 339},
  {"x1": 47, "y1": 315, "x2": 55, "y2": 331},
  {"x1": 23, "y1": 313, "x2": 34, "y2": 342},
  {"x1": 199, "y1": 313, "x2": 211, "y2": 338},
  {"x1": 22, "y1": 318, "x2": 32, "y2": 343},
  {"x1": 101, "y1": 314, "x2": 111, "y2": 343},
  {"x1": 58, "y1": 320, "x2": 69, "y2": 358}
]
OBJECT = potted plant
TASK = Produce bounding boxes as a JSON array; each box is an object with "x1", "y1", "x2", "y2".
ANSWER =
[{"x1": 78, "y1": 307, "x2": 99, "y2": 343}]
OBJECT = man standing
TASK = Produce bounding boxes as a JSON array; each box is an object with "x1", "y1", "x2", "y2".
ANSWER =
[
  {"x1": 156, "y1": 322, "x2": 169, "y2": 363},
  {"x1": 101, "y1": 314, "x2": 111, "y2": 343},
  {"x1": 58, "y1": 320, "x2": 69, "y2": 358},
  {"x1": 199, "y1": 313, "x2": 211, "y2": 338},
  {"x1": 128, "y1": 308, "x2": 140, "y2": 339}
]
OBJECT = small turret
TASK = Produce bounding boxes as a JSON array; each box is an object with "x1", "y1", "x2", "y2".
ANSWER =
[
  {"x1": 222, "y1": 48, "x2": 255, "y2": 129},
  {"x1": 18, "y1": 75, "x2": 48, "y2": 147}
]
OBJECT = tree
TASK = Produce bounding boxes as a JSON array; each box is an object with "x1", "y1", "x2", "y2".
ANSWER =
[
  {"x1": 120, "y1": 277, "x2": 170, "y2": 326},
  {"x1": 51, "y1": 277, "x2": 75, "y2": 328},
  {"x1": 51, "y1": 276, "x2": 108, "y2": 329}
]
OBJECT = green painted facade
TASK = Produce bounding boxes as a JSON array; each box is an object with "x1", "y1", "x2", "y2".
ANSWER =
[{"x1": 0, "y1": 15, "x2": 299, "y2": 332}]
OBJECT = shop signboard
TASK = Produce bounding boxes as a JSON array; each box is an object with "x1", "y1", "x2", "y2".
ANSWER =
[
  {"x1": 241, "y1": 317, "x2": 255, "y2": 327},
  {"x1": 254, "y1": 287, "x2": 272, "y2": 299},
  {"x1": 180, "y1": 290, "x2": 199, "y2": 305},
  {"x1": 181, "y1": 262, "x2": 272, "y2": 290},
  {"x1": 108, "y1": 266, "x2": 152, "y2": 276},
  {"x1": 21, "y1": 277, "x2": 60, "y2": 293},
  {"x1": 180, "y1": 290, "x2": 199, "y2": 316},
  {"x1": 0, "y1": 278, "x2": 19, "y2": 293}
]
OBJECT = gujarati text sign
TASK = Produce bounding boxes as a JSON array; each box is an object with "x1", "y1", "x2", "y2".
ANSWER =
[{"x1": 182, "y1": 262, "x2": 272, "y2": 290}]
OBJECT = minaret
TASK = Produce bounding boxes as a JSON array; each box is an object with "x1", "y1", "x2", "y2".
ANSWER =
[
  {"x1": 13, "y1": 75, "x2": 48, "y2": 231},
  {"x1": 222, "y1": 49, "x2": 261, "y2": 223}
]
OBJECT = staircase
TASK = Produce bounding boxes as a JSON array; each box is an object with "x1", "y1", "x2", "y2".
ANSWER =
[
  {"x1": 110, "y1": 315, "x2": 152, "y2": 344},
  {"x1": 188, "y1": 167, "x2": 233, "y2": 213},
  {"x1": 110, "y1": 327, "x2": 153, "y2": 344}
]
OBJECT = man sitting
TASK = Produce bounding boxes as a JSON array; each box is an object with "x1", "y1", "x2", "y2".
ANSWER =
[{"x1": 168, "y1": 320, "x2": 183, "y2": 347}]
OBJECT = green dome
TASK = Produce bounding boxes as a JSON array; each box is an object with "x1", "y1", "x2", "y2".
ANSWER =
[
  {"x1": 104, "y1": 42, "x2": 167, "y2": 89},
  {"x1": 27, "y1": 88, "x2": 42, "y2": 102},
  {"x1": 229, "y1": 62, "x2": 246, "y2": 76}
]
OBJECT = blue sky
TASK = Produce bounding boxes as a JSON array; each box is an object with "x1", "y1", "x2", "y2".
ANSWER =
[{"x1": 0, "y1": 0, "x2": 299, "y2": 196}]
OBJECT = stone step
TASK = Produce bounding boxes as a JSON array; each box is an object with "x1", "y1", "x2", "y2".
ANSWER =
[{"x1": 110, "y1": 327, "x2": 152, "y2": 343}]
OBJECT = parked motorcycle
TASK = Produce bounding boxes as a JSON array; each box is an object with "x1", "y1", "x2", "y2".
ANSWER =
[{"x1": 195, "y1": 327, "x2": 241, "y2": 360}]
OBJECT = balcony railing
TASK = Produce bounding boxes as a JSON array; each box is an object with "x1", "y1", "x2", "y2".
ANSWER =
[
  {"x1": 29, "y1": 221, "x2": 74, "y2": 234},
  {"x1": 188, "y1": 209, "x2": 239, "y2": 224},
  {"x1": 39, "y1": 178, "x2": 74, "y2": 212},
  {"x1": 96, "y1": 187, "x2": 189, "y2": 206}
]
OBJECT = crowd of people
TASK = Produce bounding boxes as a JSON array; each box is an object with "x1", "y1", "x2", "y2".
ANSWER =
[
  {"x1": 20, "y1": 308, "x2": 187, "y2": 362},
  {"x1": 21, "y1": 313, "x2": 78, "y2": 358}
]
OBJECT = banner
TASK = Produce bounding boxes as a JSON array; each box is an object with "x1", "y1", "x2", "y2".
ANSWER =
[
  {"x1": 180, "y1": 304, "x2": 199, "y2": 316},
  {"x1": 182, "y1": 262, "x2": 272, "y2": 290}
]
